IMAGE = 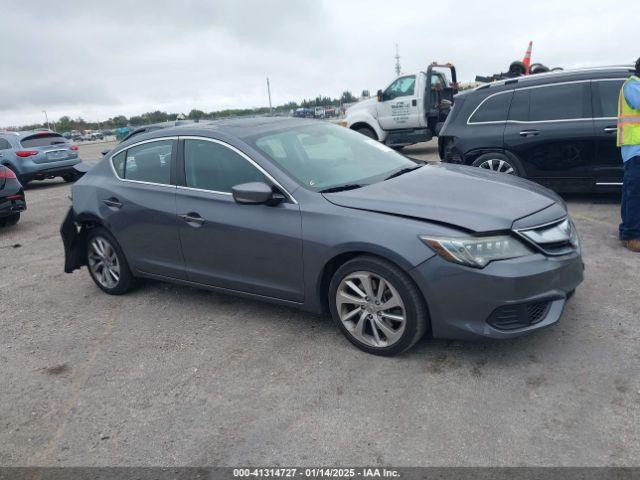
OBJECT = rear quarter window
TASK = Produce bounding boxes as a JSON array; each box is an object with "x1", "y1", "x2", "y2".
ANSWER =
[
  {"x1": 468, "y1": 91, "x2": 513, "y2": 123},
  {"x1": 592, "y1": 79, "x2": 625, "y2": 118},
  {"x1": 20, "y1": 133, "x2": 67, "y2": 148}
]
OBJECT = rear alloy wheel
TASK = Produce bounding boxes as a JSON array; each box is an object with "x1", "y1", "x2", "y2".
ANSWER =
[
  {"x1": 86, "y1": 228, "x2": 136, "y2": 295},
  {"x1": 472, "y1": 153, "x2": 522, "y2": 176},
  {"x1": 329, "y1": 256, "x2": 428, "y2": 356}
]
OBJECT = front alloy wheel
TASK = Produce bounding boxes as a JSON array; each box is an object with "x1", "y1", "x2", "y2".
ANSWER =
[
  {"x1": 336, "y1": 271, "x2": 406, "y2": 348},
  {"x1": 329, "y1": 256, "x2": 428, "y2": 356}
]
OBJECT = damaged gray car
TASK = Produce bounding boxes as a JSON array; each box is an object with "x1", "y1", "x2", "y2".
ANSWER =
[{"x1": 61, "y1": 118, "x2": 583, "y2": 355}]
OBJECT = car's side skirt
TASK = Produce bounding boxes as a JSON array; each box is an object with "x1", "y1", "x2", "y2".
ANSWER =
[{"x1": 136, "y1": 270, "x2": 310, "y2": 310}]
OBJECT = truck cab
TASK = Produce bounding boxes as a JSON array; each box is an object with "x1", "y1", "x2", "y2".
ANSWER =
[{"x1": 345, "y1": 63, "x2": 457, "y2": 148}]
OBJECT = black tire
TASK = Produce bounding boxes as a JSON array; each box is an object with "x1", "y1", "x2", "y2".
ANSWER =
[
  {"x1": 86, "y1": 227, "x2": 137, "y2": 295},
  {"x1": 0, "y1": 213, "x2": 20, "y2": 227},
  {"x1": 328, "y1": 255, "x2": 429, "y2": 356},
  {"x1": 471, "y1": 152, "x2": 524, "y2": 176},
  {"x1": 354, "y1": 126, "x2": 377, "y2": 140},
  {"x1": 63, "y1": 172, "x2": 78, "y2": 183}
]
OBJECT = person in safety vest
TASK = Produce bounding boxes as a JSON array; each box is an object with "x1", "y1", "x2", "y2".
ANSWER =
[{"x1": 618, "y1": 57, "x2": 640, "y2": 252}]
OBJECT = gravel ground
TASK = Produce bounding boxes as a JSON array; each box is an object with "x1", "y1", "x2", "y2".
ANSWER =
[{"x1": 0, "y1": 140, "x2": 638, "y2": 466}]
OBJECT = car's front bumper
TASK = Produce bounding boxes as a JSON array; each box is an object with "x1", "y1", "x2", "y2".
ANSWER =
[{"x1": 410, "y1": 251, "x2": 584, "y2": 340}]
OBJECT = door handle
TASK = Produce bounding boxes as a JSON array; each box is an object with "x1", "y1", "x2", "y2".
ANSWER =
[
  {"x1": 519, "y1": 130, "x2": 540, "y2": 137},
  {"x1": 603, "y1": 127, "x2": 617, "y2": 133},
  {"x1": 103, "y1": 197, "x2": 122, "y2": 209},
  {"x1": 179, "y1": 212, "x2": 205, "y2": 226}
]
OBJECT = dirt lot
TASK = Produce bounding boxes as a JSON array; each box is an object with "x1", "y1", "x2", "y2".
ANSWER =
[{"x1": 0, "y1": 140, "x2": 638, "y2": 466}]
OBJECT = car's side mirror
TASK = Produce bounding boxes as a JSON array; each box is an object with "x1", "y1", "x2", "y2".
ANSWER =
[
  {"x1": 377, "y1": 89, "x2": 383, "y2": 102},
  {"x1": 232, "y1": 182, "x2": 284, "y2": 206}
]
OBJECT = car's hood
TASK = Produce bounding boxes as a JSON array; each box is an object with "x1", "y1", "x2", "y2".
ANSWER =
[
  {"x1": 322, "y1": 163, "x2": 565, "y2": 233},
  {"x1": 346, "y1": 97, "x2": 377, "y2": 113}
]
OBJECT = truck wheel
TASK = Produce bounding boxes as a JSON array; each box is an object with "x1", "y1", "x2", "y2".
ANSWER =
[
  {"x1": 354, "y1": 126, "x2": 377, "y2": 140},
  {"x1": 472, "y1": 153, "x2": 523, "y2": 176}
]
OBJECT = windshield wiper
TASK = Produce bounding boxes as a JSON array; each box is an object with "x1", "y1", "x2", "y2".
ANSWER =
[
  {"x1": 319, "y1": 184, "x2": 365, "y2": 193},
  {"x1": 384, "y1": 164, "x2": 423, "y2": 181}
]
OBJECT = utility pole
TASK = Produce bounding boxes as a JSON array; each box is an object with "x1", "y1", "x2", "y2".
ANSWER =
[
  {"x1": 394, "y1": 44, "x2": 401, "y2": 77},
  {"x1": 266, "y1": 77, "x2": 273, "y2": 116},
  {"x1": 42, "y1": 110, "x2": 50, "y2": 130}
]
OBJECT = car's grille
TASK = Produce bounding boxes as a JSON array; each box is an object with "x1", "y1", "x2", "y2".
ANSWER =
[
  {"x1": 514, "y1": 217, "x2": 578, "y2": 256},
  {"x1": 487, "y1": 300, "x2": 552, "y2": 331}
]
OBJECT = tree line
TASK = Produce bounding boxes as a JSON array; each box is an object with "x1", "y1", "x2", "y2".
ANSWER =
[{"x1": 12, "y1": 91, "x2": 359, "y2": 132}]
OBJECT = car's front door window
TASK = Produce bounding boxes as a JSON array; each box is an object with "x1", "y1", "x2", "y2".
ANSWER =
[
  {"x1": 384, "y1": 75, "x2": 416, "y2": 101},
  {"x1": 184, "y1": 139, "x2": 266, "y2": 193}
]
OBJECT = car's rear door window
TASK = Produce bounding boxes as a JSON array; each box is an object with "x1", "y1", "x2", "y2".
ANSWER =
[
  {"x1": 592, "y1": 79, "x2": 625, "y2": 118},
  {"x1": 184, "y1": 139, "x2": 266, "y2": 193},
  {"x1": 111, "y1": 140, "x2": 174, "y2": 184},
  {"x1": 468, "y1": 91, "x2": 513, "y2": 123},
  {"x1": 20, "y1": 133, "x2": 67, "y2": 148},
  {"x1": 528, "y1": 82, "x2": 591, "y2": 121}
]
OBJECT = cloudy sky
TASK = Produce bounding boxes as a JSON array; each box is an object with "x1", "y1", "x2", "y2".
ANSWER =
[{"x1": 1, "y1": 0, "x2": 637, "y2": 127}]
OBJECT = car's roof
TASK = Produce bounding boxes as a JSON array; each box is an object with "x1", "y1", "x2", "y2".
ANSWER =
[
  {"x1": 117, "y1": 117, "x2": 321, "y2": 148},
  {"x1": 464, "y1": 65, "x2": 635, "y2": 97},
  {"x1": 16, "y1": 130, "x2": 63, "y2": 139}
]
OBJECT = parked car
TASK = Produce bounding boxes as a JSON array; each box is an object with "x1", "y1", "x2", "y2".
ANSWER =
[
  {"x1": 70, "y1": 130, "x2": 82, "y2": 141},
  {"x1": 90, "y1": 130, "x2": 104, "y2": 141},
  {"x1": 62, "y1": 131, "x2": 72, "y2": 139},
  {"x1": 293, "y1": 108, "x2": 314, "y2": 118},
  {"x1": 61, "y1": 118, "x2": 583, "y2": 356},
  {"x1": 439, "y1": 65, "x2": 635, "y2": 192},
  {"x1": 0, "y1": 130, "x2": 82, "y2": 185},
  {"x1": 0, "y1": 165, "x2": 26, "y2": 226}
]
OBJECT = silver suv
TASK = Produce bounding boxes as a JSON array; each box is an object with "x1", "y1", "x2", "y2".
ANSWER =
[{"x1": 0, "y1": 130, "x2": 82, "y2": 185}]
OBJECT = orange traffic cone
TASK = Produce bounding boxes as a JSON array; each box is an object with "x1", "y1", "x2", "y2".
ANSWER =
[{"x1": 522, "y1": 41, "x2": 533, "y2": 74}]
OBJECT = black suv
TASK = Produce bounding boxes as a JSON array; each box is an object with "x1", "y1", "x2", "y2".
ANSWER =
[{"x1": 438, "y1": 66, "x2": 635, "y2": 192}]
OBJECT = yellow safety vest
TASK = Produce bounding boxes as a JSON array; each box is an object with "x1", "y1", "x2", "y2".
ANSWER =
[{"x1": 617, "y1": 75, "x2": 640, "y2": 146}]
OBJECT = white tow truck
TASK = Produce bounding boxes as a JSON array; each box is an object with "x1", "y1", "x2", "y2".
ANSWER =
[{"x1": 344, "y1": 62, "x2": 458, "y2": 148}]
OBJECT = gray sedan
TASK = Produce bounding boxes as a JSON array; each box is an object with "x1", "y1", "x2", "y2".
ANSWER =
[{"x1": 61, "y1": 118, "x2": 583, "y2": 355}]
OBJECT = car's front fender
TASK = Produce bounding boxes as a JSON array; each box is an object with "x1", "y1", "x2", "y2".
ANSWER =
[{"x1": 346, "y1": 109, "x2": 386, "y2": 142}]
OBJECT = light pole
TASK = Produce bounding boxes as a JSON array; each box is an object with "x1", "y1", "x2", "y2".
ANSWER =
[
  {"x1": 42, "y1": 110, "x2": 50, "y2": 130},
  {"x1": 266, "y1": 77, "x2": 273, "y2": 116}
]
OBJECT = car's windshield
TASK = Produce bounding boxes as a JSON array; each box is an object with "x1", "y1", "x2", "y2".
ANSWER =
[{"x1": 249, "y1": 123, "x2": 417, "y2": 192}]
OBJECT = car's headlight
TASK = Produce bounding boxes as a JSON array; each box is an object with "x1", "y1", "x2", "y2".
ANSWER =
[{"x1": 419, "y1": 234, "x2": 534, "y2": 268}]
